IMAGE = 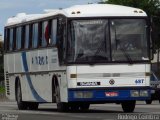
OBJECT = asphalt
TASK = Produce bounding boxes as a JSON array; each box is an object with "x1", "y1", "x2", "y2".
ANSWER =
[{"x1": 0, "y1": 101, "x2": 160, "y2": 120}]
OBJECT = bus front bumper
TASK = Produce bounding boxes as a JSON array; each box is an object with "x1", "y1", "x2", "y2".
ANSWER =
[{"x1": 68, "y1": 87, "x2": 151, "y2": 102}]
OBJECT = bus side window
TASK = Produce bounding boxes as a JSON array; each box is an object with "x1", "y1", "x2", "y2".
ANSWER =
[
  {"x1": 42, "y1": 21, "x2": 49, "y2": 47},
  {"x1": 13, "y1": 28, "x2": 17, "y2": 50},
  {"x1": 57, "y1": 17, "x2": 66, "y2": 64},
  {"x1": 16, "y1": 27, "x2": 22, "y2": 50},
  {"x1": 4, "y1": 29, "x2": 6, "y2": 52},
  {"x1": 51, "y1": 19, "x2": 57, "y2": 46},
  {"x1": 32, "y1": 23, "x2": 38, "y2": 48},
  {"x1": 25, "y1": 25, "x2": 29, "y2": 49},
  {"x1": 4, "y1": 28, "x2": 9, "y2": 52},
  {"x1": 6, "y1": 29, "x2": 10, "y2": 51},
  {"x1": 9, "y1": 28, "x2": 13, "y2": 51}
]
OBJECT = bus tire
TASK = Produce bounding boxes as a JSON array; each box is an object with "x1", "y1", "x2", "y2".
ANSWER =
[
  {"x1": 28, "y1": 102, "x2": 39, "y2": 110},
  {"x1": 15, "y1": 79, "x2": 27, "y2": 110},
  {"x1": 54, "y1": 82, "x2": 68, "y2": 112},
  {"x1": 80, "y1": 103, "x2": 90, "y2": 111},
  {"x1": 70, "y1": 103, "x2": 80, "y2": 111},
  {"x1": 145, "y1": 100, "x2": 152, "y2": 104},
  {"x1": 121, "y1": 100, "x2": 136, "y2": 113}
]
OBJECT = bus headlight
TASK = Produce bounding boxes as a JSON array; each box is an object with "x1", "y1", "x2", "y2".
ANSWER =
[
  {"x1": 131, "y1": 90, "x2": 139, "y2": 97},
  {"x1": 151, "y1": 90, "x2": 155, "y2": 94},
  {"x1": 140, "y1": 90, "x2": 148, "y2": 97},
  {"x1": 74, "y1": 91, "x2": 93, "y2": 98}
]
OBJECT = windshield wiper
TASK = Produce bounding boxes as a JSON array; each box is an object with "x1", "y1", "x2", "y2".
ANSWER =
[
  {"x1": 93, "y1": 27, "x2": 108, "y2": 61},
  {"x1": 116, "y1": 39, "x2": 133, "y2": 64},
  {"x1": 112, "y1": 21, "x2": 132, "y2": 64}
]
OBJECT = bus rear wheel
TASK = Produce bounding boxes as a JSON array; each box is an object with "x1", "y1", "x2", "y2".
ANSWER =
[
  {"x1": 145, "y1": 100, "x2": 152, "y2": 104},
  {"x1": 55, "y1": 84, "x2": 68, "y2": 112},
  {"x1": 16, "y1": 80, "x2": 27, "y2": 110},
  {"x1": 80, "y1": 103, "x2": 90, "y2": 111},
  {"x1": 121, "y1": 100, "x2": 136, "y2": 113},
  {"x1": 27, "y1": 102, "x2": 39, "y2": 110}
]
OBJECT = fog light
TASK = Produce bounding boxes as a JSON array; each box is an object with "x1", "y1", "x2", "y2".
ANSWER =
[
  {"x1": 74, "y1": 91, "x2": 93, "y2": 98},
  {"x1": 140, "y1": 90, "x2": 148, "y2": 97},
  {"x1": 131, "y1": 90, "x2": 139, "y2": 97},
  {"x1": 151, "y1": 90, "x2": 155, "y2": 94}
]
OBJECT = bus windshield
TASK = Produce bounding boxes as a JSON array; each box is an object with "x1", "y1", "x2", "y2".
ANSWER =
[{"x1": 67, "y1": 19, "x2": 149, "y2": 64}]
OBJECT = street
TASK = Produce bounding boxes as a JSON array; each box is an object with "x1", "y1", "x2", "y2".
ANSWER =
[{"x1": 0, "y1": 101, "x2": 159, "y2": 120}]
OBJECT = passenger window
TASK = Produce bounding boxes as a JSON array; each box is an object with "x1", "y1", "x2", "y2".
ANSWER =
[
  {"x1": 4, "y1": 29, "x2": 8, "y2": 51},
  {"x1": 42, "y1": 21, "x2": 49, "y2": 47},
  {"x1": 13, "y1": 28, "x2": 17, "y2": 50},
  {"x1": 51, "y1": 19, "x2": 57, "y2": 46},
  {"x1": 9, "y1": 28, "x2": 13, "y2": 51},
  {"x1": 16, "y1": 27, "x2": 22, "y2": 50},
  {"x1": 25, "y1": 25, "x2": 29, "y2": 49},
  {"x1": 32, "y1": 23, "x2": 38, "y2": 48}
]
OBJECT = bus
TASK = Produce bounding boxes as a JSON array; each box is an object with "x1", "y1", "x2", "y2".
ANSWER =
[{"x1": 4, "y1": 4, "x2": 152, "y2": 112}]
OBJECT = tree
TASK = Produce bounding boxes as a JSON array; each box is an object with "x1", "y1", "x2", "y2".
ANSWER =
[
  {"x1": 0, "y1": 36, "x2": 3, "y2": 82},
  {"x1": 100, "y1": 0, "x2": 160, "y2": 49}
]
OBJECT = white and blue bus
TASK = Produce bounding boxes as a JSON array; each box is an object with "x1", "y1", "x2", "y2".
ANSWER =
[{"x1": 4, "y1": 4, "x2": 152, "y2": 112}]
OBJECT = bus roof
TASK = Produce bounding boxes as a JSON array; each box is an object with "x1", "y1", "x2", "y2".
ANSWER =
[{"x1": 6, "y1": 4, "x2": 147, "y2": 26}]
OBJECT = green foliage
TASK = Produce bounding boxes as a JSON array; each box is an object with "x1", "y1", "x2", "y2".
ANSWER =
[
  {"x1": 100, "y1": 0, "x2": 160, "y2": 49},
  {"x1": 0, "y1": 86, "x2": 5, "y2": 93},
  {"x1": 0, "y1": 41, "x2": 3, "y2": 79}
]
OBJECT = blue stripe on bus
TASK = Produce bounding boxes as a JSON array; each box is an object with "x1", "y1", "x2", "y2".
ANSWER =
[{"x1": 21, "y1": 52, "x2": 46, "y2": 102}]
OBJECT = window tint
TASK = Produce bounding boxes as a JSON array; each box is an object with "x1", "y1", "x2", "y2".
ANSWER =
[
  {"x1": 25, "y1": 25, "x2": 29, "y2": 49},
  {"x1": 16, "y1": 27, "x2": 22, "y2": 50},
  {"x1": 42, "y1": 21, "x2": 49, "y2": 47},
  {"x1": 9, "y1": 28, "x2": 13, "y2": 51},
  {"x1": 32, "y1": 23, "x2": 38, "y2": 48},
  {"x1": 51, "y1": 19, "x2": 57, "y2": 45}
]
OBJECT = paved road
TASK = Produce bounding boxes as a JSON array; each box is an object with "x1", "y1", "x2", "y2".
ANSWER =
[{"x1": 0, "y1": 101, "x2": 160, "y2": 120}]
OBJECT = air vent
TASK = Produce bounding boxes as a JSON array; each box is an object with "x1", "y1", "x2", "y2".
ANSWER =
[{"x1": 5, "y1": 72, "x2": 10, "y2": 95}]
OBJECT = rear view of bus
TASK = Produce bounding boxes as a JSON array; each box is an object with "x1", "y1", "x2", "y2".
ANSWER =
[{"x1": 4, "y1": 4, "x2": 152, "y2": 113}]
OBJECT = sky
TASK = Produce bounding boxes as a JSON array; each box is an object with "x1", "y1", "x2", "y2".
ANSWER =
[{"x1": 0, "y1": 0, "x2": 100, "y2": 38}]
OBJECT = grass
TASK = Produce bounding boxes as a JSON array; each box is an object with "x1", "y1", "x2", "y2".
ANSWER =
[{"x1": 0, "y1": 86, "x2": 5, "y2": 93}]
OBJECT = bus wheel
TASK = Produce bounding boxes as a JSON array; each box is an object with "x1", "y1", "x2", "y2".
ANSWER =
[
  {"x1": 145, "y1": 100, "x2": 152, "y2": 104},
  {"x1": 28, "y1": 102, "x2": 39, "y2": 110},
  {"x1": 121, "y1": 100, "x2": 136, "y2": 113},
  {"x1": 70, "y1": 103, "x2": 80, "y2": 111},
  {"x1": 55, "y1": 84, "x2": 68, "y2": 112},
  {"x1": 80, "y1": 103, "x2": 90, "y2": 111},
  {"x1": 16, "y1": 80, "x2": 27, "y2": 110}
]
